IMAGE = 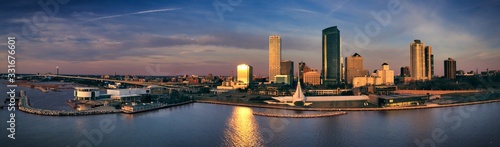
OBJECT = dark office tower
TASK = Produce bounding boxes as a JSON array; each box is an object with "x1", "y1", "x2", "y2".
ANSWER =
[
  {"x1": 280, "y1": 60, "x2": 294, "y2": 85},
  {"x1": 431, "y1": 54, "x2": 434, "y2": 77},
  {"x1": 400, "y1": 66, "x2": 410, "y2": 77},
  {"x1": 298, "y1": 62, "x2": 311, "y2": 83},
  {"x1": 425, "y1": 46, "x2": 433, "y2": 79},
  {"x1": 444, "y1": 58, "x2": 456, "y2": 79},
  {"x1": 322, "y1": 26, "x2": 342, "y2": 86}
]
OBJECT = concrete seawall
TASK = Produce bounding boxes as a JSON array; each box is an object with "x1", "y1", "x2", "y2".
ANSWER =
[
  {"x1": 196, "y1": 99, "x2": 500, "y2": 111},
  {"x1": 123, "y1": 101, "x2": 193, "y2": 114},
  {"x1": 253, "y1": 111, "x2": 347, "y2": 118}
]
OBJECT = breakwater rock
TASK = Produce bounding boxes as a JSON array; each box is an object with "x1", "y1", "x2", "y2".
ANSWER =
[{"x1": 252, "y1": 111, "x2": 347, "y2": 118}]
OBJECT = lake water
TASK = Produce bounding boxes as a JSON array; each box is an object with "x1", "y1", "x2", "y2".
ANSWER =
[{"x1": 1, "y1": 82, "x2": 499, "y2": 147}]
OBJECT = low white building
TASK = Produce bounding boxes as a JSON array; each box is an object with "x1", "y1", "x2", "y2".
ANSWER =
[
  {"x1": 74, "y1": 87, "x2": 100, "y2": 100},
  {"x1": 107, "y1": 88, "x2": 149, "y2": 102},
  {"x1": 74, "y1": 87, "x2": 150, "y2": 102},
  {"x1": 107, "y1": 88, "x2": 149, "y2": 96}
]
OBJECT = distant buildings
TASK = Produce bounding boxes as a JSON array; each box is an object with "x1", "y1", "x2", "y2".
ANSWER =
[
  {"x1": 275, "y1": 75, "x2": 290, "y2": 85},
  {"x1": 410, "y1": 40, "x2": 432, "y2": 81},
  {"x1": 444, "y1": 58, "x2": 456, "y2": 79},
  {"x1": 398, "y1": 66, "x2": 412, "y2": 84},
  {"x1": 217, "y1": 64, "x2": 253, "y2": 90},
  {"x1": 237, "y1": 64, "x2": 253, "y2": 85},
  {"x1": 279, "y1": 60, "x2": 294, "y2": 85},
  {"x1": 269, "y1": 35, "x2": 281, "y2": 83},
  {"x1": 298, "y1": 62, "x2": 312, "y2": 83},
  {"x1": 352, "y1": 63, "x2": 394, "y2": 88},
  {"x1": 345, "y1": 53, "x2": 369, "y2": 84},
  {"x1": 400, "y1": 66, "x2": 410, "y2": 77},
  {"x1": 322, "y1": 26, "x2": 342, "y2": 85},
  {"x1": 303, "y1": 69, "x2": 321, "y2": 85}
]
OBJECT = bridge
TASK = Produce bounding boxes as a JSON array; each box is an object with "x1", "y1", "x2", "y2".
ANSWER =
[
  {"x1": 54, "y1": 75, "x2": 152, "y2": 86},
  {"x1": 26, "y1": 74, "x2": 189, "y2": 91}
]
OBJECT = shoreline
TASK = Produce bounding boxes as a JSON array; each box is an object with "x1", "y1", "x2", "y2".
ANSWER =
[
  {"x1": 17, "y1": 96, "x2": 193, "y2": 116},
  {"x1": 195, "y1": 99, "x2": 500, "y2": 111}
]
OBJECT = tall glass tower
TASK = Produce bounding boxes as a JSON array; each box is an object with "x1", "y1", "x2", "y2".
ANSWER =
[{"x1": 322, "y1": 26, "x2": 342, "y2": 86}]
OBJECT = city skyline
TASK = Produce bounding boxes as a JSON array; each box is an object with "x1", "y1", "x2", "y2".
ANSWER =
[{"x1": 0, "y1": 0, "x2": 499, "y2": 76}]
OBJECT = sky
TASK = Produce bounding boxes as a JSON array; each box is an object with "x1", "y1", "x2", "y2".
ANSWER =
[{"x1": 1, "y1": 0, "x2": 499, "y2": 76}]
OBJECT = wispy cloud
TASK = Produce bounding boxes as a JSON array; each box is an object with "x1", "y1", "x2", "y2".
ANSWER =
[
  {"x1": 324, "y1": 0, "x2": 352, "y2": 18},
  {"x1": 286, "y1": 8, "x2": 320, "y2": 15},
  {"x1": 83, "y1": 8, "x2": 181, "y2": 22}
]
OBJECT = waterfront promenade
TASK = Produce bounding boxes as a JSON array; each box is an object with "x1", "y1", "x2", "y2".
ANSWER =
[{"x1": 196, "y1": 99, "x2": 500, "y2": 111}]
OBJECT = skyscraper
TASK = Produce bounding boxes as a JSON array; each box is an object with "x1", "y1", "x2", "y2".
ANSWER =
[
  {"x1": 425, "y1": 46, "x2": 434, "y2": 79},
  {"x1": 269, "y1": 35, "x2": 281, "y2": 83},
  {"x1": 345, "y1": 53, "x2": 369, "y2": 84},
  {"x1": 237, "y1": 64, "x2": 253, "y2": 85},
  {"x1": 410, "y1": 40, "x2": 430, "y2": 81},
  {"x1": 280, "y1": 60, "x2": 294, "y2": 85},
  {"x1": 444, "y1": 58, "x2": 456, "y2": 79},
  {"x1": 322, "y1": 26, "x2": 342, "y2": 85}
]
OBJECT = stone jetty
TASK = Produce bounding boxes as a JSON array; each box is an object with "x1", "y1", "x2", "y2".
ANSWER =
[
  {"x1": 122, "y1": 101, "x2": 193, "y2": 114},
  {"x1": 253, "y1": 111, "x2": 347, "y2": 118}
]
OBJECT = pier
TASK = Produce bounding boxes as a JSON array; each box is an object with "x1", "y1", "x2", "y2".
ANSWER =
[{"x1": 253, "y1": 111, "x2": 347, "y2": 118}]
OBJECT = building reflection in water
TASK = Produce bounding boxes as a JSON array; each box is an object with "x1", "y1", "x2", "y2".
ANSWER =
[{"x1": 223, "y1": 107, "x2": 264, "y2": 146}]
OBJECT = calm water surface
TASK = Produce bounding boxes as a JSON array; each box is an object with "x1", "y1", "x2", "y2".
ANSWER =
[{"x1": 1, "y1": 83, "x2": 499, "y2": 147}]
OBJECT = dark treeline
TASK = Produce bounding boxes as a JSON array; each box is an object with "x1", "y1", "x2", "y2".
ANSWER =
[{"x1": 398, "y1": 75, "x2": 500, "y2": 90}]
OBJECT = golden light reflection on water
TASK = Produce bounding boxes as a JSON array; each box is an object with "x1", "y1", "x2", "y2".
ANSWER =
[{"x1": 223, "y1": 107, "x2": 264, "y2": 146}]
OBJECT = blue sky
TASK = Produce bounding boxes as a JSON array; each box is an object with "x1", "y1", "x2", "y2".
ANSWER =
[{"x1": 1, "y1": 0, "x2": 499, "y2": 76}]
